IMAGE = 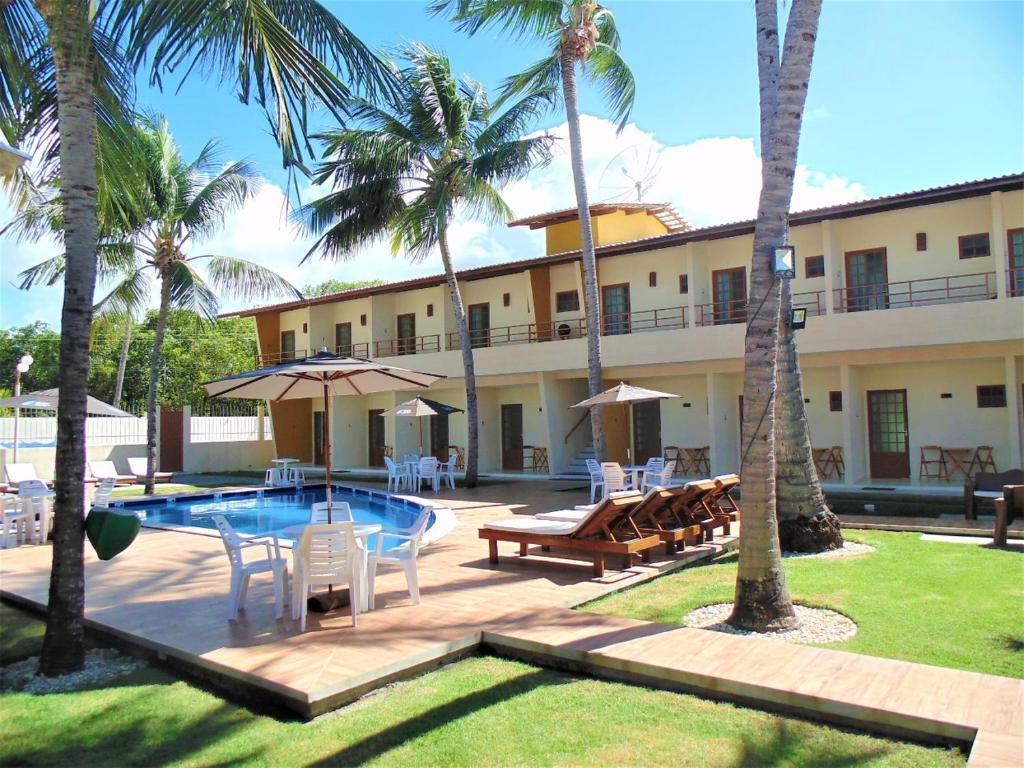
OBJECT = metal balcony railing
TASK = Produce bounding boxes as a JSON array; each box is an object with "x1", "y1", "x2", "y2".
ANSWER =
[{"x1": 833, "y1": 271, "x2": 997, "y2": 313}]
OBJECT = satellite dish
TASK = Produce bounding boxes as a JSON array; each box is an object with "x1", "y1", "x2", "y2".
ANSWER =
[{"x1": 597, "y1": 145, "x2": 663, "y2": 203}]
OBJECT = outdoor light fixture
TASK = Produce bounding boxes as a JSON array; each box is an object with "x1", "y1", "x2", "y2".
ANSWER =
[
  {"x1": 773, "y1": 244, "x2": 796, "y2": 279},
  {"x1": 12, "y1": 352, "x2": 33, "y2": 462},
  {"x1": 790, "y1": 307, "x2": 807, "y2": 330}
]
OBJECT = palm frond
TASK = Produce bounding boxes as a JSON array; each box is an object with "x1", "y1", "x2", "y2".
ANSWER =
[
  {"x1": 178, "y1": 160, "x2": 260, "y2": 240},
  {"x1": 474, "y1": 86, "x2": 557, "y2": 150},
  {"x1": 585, "y1": 41, "x2": 635, "y2": 131},
  {"x1": 430, "y1": 0, "x2": 564, "y2": 41},
  {"x1": 16, "y1": 254, "x2": 66, "y2": 289},
  {"x1": 298, "y1": 181, "x2": 406, "y2": 262},
  {"x1": 461, "y1": 176, "x2": 513, "y2": 225},
  {"x1": 473, "y1": 134, "x2": 554, "y2": 187},
  {"x1": 495, "y1": 52, "x2": 562, "y2": 111},
  {"x1": 94, "y1": 267, "x2": 152, "y2": 319},
  {"x1": 165, "y1": 258, "x2": 220, "y2": 320},
  {"x1": 197, "y1": 254, "x2": 303, "y2": 303}
]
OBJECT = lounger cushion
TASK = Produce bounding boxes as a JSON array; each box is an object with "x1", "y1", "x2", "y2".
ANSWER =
[
  {"x1": 973, "y1": 490, "x2": 1004, "y2": 500},
  {"x1": 537, "y1": 508, "x2": 589, "y2": 523},
  {"x1": 483, "y1": 518, "x2": 578, "y2": 535}
]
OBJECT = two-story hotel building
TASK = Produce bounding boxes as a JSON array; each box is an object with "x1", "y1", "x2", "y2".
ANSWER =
[{"x1": 232, "y1": 173, "x2": 1024, "y2": 485}]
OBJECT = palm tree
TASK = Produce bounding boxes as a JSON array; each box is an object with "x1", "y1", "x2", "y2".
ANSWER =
[
  {"x1": 729, "y1": 0, "x2": 823, "y2": 632},
  {"x1": 298, "y1": 44, "x2": 554, "y2": 487},
  {"x1": 1, "y1": 0, "x2": 390, "y2": 677},
  {"x1": 432, "y1": 0, "x2": 635, "y2": 462}
]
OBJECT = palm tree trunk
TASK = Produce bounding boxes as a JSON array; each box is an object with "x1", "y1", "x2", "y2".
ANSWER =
[
  {"x1": 438, "y1": 228, "x2": 478, "y2": 487},
  {"x1": 730, "y1": 0, "x2": 822, "y2": 632},
  {"x1": 145, "y1": 277, "x2": 172, "y2": 495},
  {"x1": 560, "y1": 49, "x2": 605, "y2": 461},
  {"x1": 112, "y1": 324, "x2": 131, "y2": 408},
  {"x1": 775, "y1": 282, "x2": 843, "y2": 552},
  {"x1": 37, "y1": 0, "x2": 98, "y2": 677}
]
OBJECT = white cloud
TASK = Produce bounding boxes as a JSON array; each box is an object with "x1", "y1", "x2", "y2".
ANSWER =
[{"x1": 1, "y1": 113, "x2": 867, "y2": 326}]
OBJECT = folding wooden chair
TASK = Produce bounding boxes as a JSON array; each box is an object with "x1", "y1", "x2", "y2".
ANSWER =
[{"x1": 919, "y1": 445, "x2": 946, "y2": 480}]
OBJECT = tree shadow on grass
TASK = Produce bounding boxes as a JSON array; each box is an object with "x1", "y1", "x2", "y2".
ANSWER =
[
  {"x1": 309, "y1": 668, "x2": 565, "y2": 767},
  {"x1": 734, "y1": 721, "x2": 892, "y2": 767},
  {"x1": 994, "y1": 634, "x2": 1024, "y2": 653},
  {"x1": 2, "y1": 683, "x2": 264, "y2": 767}
]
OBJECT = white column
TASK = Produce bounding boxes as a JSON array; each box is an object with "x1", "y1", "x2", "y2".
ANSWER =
[
  {"x1": 1006, "y1": 355, "x2": 1023, "y2": 470},
  {"x1": 839, "y1": 364, "x2": 865, "y2": 484},
  {"x1": 257, "y1": 404, "x2": 266, "y2": 441},
  {"x1": 536, "y1": 372, "x2": 565, "y2": 476},
  {"x1": 682, "y1": 243, "x2": 697, "y2": 327},
  {"x1": 822, "y1": 219, "x2": 839, "y2": 313},
  {"x1": 180, "y1": 405, "x2": 192, "y2": 474},
  {"x1": 992, "y1": 191, "x2": 1008, "y2": 299},
  {"x1": 706, "y1": 372, "x2": 739, "y2": 476}
]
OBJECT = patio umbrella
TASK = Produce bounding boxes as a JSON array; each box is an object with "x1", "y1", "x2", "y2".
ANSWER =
[
  {"x1": 571, "y1": 382, "x2": 679, "y2": 409},
  {"x1": 203, "y1": 348, "x2": 444, "y2": 517},
  {"x1": 0, "y1": 388, "x2": 136, "y2": 417},
  {"x1": 381, "y1": 397, "x2": 464, "y2": 456}
]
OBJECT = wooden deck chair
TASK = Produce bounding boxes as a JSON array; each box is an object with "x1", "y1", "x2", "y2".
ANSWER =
[
  {"x1": 127, "y1": 457, "x2": 174, "y2": 484},
  {"x1": 699, "y1": 475, "x2": 742, "y2": 540},
  {"x1": 626, "y1": 484, "x2": 707, "y2": 556},
  {"x1": 480, "y1": 491, "x2": 660, "y2": 577}
]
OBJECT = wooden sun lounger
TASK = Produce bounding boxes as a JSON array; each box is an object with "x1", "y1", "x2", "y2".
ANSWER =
[
  {"x1": 480, "y1": 492, "x2": 661, "y2": 577},
  {"x1": 699, "y1": 475, "x2": 742, "y2": 540},
  {"x1": 631, "y1": 483, "x2": 713, "y2": 556},
  {"x1": 127, "y1": 458, "x2": 174, "y2": 484}
]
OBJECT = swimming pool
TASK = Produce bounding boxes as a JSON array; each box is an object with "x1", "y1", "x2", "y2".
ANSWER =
[{"x1": 120, "y1": 484, "x2": 440, "y2": 551}]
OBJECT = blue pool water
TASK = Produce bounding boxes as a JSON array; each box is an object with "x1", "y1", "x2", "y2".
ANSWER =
[{"x1": 124, "y1": 485, "x2": 431, "y2": 550}]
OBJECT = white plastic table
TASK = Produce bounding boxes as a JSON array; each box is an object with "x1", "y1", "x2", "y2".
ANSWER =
[
  {"x1": 281, "y1": 522, "x2": 382, "y2": 612},
  {"x1": 623, "y1": 464, "x2": 649, "y2": 489}
]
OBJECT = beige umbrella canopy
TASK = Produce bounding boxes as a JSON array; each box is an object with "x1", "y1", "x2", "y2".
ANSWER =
[
  {"x1": 571, "y1": 382, "x2": 679, "y2": 409},
  {"x1": 382, "y1": 397, "x2": 464, "y2": 455},
  {"x1": 0, "y1": 388, "x2": 135, "y2": 417},
  {"x1": 204, "y1": 349, "x2": 444, "y2": 511}
]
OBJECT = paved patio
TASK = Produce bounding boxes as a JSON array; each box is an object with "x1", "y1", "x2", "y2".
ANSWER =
[{"x1": 1, "y1": 480, "x2": 1021, "y2": 765}]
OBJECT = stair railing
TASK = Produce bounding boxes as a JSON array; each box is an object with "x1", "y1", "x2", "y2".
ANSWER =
[{"x1": 564, "y1": 411, "x2": 591, "y2": 445}]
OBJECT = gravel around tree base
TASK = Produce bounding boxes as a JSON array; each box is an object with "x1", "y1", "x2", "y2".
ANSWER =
[
  {"x1": 784, "y1": 541, "x2": 876, "y2": 559},
  {"x1": 684, "y1": 603, "x2": 858, "y2": 644},
  {"x1": 2, "y1": 649, "x2": 143, "y2": 694}
]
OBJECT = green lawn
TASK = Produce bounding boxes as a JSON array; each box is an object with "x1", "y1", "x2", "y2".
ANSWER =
[
  {"x1": 0, "y1": 603, "x2": 962, "y2": 767},
  {"x1": 584, "y1": 531, "x2": 1024, "y2": 678}
]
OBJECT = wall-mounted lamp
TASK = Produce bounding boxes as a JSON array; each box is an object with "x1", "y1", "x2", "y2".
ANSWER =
[
  {"x1": 789, "y1": 307, "x2": 807, "y2": 330},
  {"x1": 773, "y1": 244, "x2": 796, "y2": 279}
]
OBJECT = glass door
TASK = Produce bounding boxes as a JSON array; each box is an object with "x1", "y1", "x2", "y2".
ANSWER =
[
  {"x1": 335, "y1": 322, "x2": 352, "y2": 357},
  {"x1": 712, "y1": 267, "x2": 747, "y2": 325},
  {"x1": 1008, "y1": 229, "x2": 1024, "y2": 298},
  {"x1": 845, "y1": 248, "x2": 889, "y2": 312},
  {"x1": 430, "y1": 414, "x2": 449, "y2": 461},
  {"x1": 396, "y1": 313, "x2": 416, "y2": 355},
  {"x1": 501, "y1": 404, "x2": 523, "y2": 470},
  {"x1": 632, "y1": 401, "x2": 662, "y2": 463},
  {"x1": 280, "y1": 330, "x2": 296, "y2": 360},
  {"x1": 468, "y1": 303, "x2": 490, "y2": 348},
  {"x1": 867, "y1": 389, "x2": 910, "y2": 478},
  {"x1": 368, "y1": 408, "x2": 385, "y2": 466},
  {"x1": 601, "y1": 284, "x2": 631, "y2": 335}
]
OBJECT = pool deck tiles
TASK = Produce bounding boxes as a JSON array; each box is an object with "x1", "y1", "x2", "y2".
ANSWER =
[{"x1": 2, "y1": 480, "x2": 1021, "y2": 765}]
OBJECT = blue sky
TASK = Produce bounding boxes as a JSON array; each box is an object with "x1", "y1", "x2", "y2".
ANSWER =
[{"x1": 2, "y1": 0, "x2": 1021, "y2": 327}]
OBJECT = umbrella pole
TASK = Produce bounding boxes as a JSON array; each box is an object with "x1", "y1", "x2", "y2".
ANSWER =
[{"x1": 323, "y1": 381, "x2": 332, "y2": 519}]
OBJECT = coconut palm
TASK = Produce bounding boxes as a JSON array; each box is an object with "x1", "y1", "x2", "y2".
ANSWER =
[
  {"x1": 22, "y1": 117, "x2": 303, "y2": 494},
  {"x1": 729, "y1": 0, "x2": 823, "y2": 632},
  {"x1": 432, "y1": 0, "x2": 635, "y2": 462},
  {"x1": 1, "y1": 0, "x2": 387, "y2": 677},
  {"x1": 298, "y1": 44, "x2": 554, "y2": 487}
]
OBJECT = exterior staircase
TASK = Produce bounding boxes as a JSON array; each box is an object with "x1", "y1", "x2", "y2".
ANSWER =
[{"x1": 552, "y1": 441, "x2": 594, "y2": 480}]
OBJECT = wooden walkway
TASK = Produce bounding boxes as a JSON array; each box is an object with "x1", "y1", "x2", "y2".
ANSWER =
[{"x1": 1, "y1": 482, "x2": 1021, "y2": 765}]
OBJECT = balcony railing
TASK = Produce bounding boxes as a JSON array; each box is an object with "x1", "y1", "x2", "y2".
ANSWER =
[
  {"x1": 373, "y1": 335, "x2": 442, "y2": 357},
  {"x1": 336, "y1": 343, "x2": 370, "y2": 359},
  {"x1": 694, "y1": 298, "x2": 747, "y2": 327},
  {"x1": 833, "y1": 271, "x2": 997, "y2": 313},
  {"x1": 256, "y1": 349, "x2": 307, "y2": 367},
  {"x1": 793, "y1": 290, "x2": 826, "y2": 317}
]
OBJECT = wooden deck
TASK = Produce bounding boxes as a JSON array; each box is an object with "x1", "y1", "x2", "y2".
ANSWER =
[{"x1": 2, "y1": 481, "x2": 1021, "y2": 765}]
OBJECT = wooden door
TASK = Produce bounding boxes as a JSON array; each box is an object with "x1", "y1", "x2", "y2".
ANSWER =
[
  {"x1": 501, "y1": 404, "x2": 523, "y2": 470},
  {"x1": 867, "y1": 389, "x2": 910, "y2": 478},
  {"x1": 280, "y1": 330, "x2": 296, "y2": 360},
  {"x1": 1008, "y1": 229, "x2": 1024, "y2": 298},
  {"x1": 397, "y1": 313, "x2": 416, "y2": 355},
  {"x1": 312, "y1": 411, "x2": 325, "y2": 465},
  {"x1": 335, "y1": 322, "x2": 352, "y2": 357},
  {"x1": 845, "y1": 248, "x2": 889, "y2": 311},
  {"x1": 430, "y1": 413, "x2": 449, "y2": 461},
  {"x1": 368, "y1": 408, "x2": 385, "y2": 467},
  {"x1": 601, "y1": 284, "x2": 631, "y2": 335},
  {"x1": 468, "y1": 303, "x2": 490, "y2": 348},
  {"x1": 712, "y1": 267, "x2": 747, "y2": 325},
  {"x1": 632, "y1": 401, "x2": 662, "y2": 463},
  {"x1": 159, "y1": 409, "x2": 184, "y2": 472}
]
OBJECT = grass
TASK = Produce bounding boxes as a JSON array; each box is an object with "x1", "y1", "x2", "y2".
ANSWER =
[
  {"x1": 584, "y1": 530, "x2": 1024, "y2": 678},
  {"x1": 0, "y1": 603, "x2": 962, "y2": 767},
  {"x1": 110, "y1": 476, "x2": 261, "y2": 498}
]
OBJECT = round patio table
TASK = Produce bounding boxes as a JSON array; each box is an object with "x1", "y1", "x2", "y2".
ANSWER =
[
  {"x1": 623, "y1": 464, "x2": 649, "y2": 489},
  {"x1": 281, "y1": 522, "x2": 382, "y2": 613}
]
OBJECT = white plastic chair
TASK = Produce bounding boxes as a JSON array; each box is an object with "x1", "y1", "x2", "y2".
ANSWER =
[
  {"x1": 211, "y1": 514, "x2": 288, "y2": 621},
  {"x1": 1, "y1": 495, "x2": 30, "y2": 548},
  {"x1": 309, "y1": 501, "x2": 353, "y2": 524},
  {"x1": 384, "y1": 456, "x2": 411, "y2": 492},
  {"x1": 264, "y1": 467, "x2": 290, "y2": 487},
  {"x1": 642, "y1": 460, "x2": 677, "y2": 494},
  {"x1": 635, "y1": 457, "x2": 665, "y2": 490},
  {"x1": 18, "y1": 479, "x2": 52, "y2": 544},
  {"x1": 416, "y1": 457, "x2": 440, "y2": 493},
  {"x1": 586, "y1": 459, "x2": 604, "y2": 504},
  {"x1": 92, "y1": 477, "x2": 117, "y2": 509},
  {"x1": 4, "y1": 463, "x2": 45, "y2": 486},
  {"x1": 367, "y1": 510, "x2": 430, "y2": 608},
  {"x1": 600, "y1": 463, "x2": 630, "y2": 496},
  {"x1": 288, "y1": 466, "x2": 306, "y2": 487},
  {"x1": 292, "y1": 523, "x2": 360, "y2": 631},
  {"x1": 438, "y1": 450, "x2": 457, "y2": 490}
]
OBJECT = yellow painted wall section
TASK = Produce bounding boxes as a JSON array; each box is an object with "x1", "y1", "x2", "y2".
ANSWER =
[
  {"x1": 546, "y1": 219, "x2": 585, "y2": 254},
  {"x1": 278, "y1": 308, "x2": 311, "y2": 356},
  {"x1": 594, "y1": 209, "x2": 670, "y2": 246},
  {"x1": 460, "y1": 272, "x2": 533, "y2": 335}
]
